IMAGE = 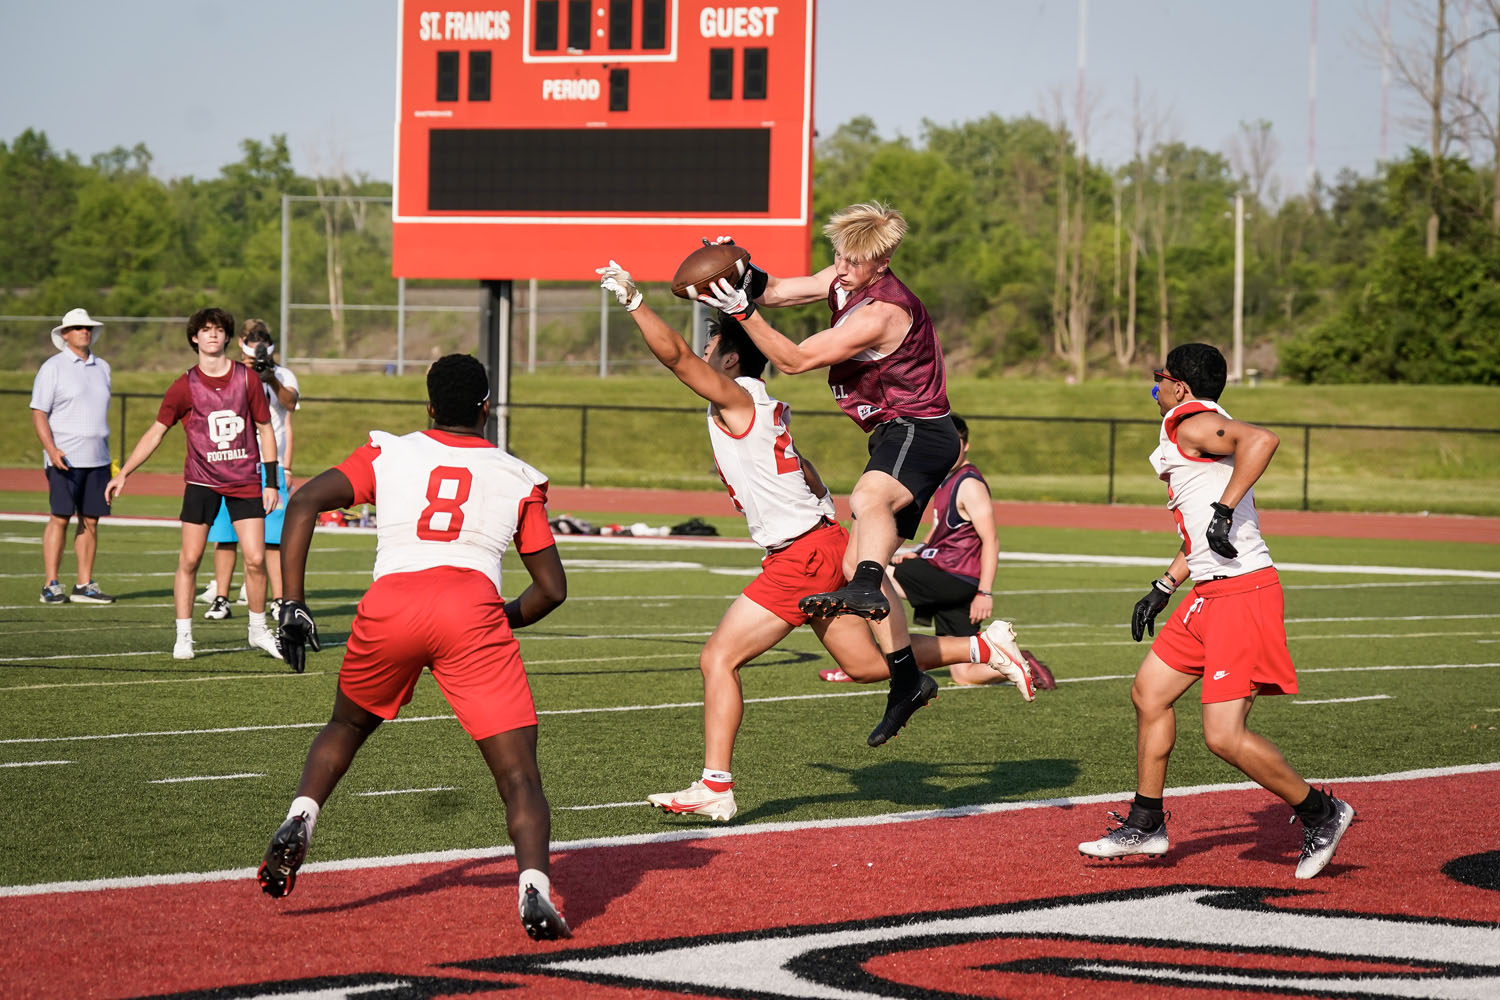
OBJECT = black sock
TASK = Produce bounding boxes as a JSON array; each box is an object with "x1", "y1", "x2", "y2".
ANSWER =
[
  {"x1": 1127, "y1": 793, "x2": 1165, "y2": 828},
  {"x1": 885, "y1": 645, "x2": 919, "y2": 687},
  {"x1": 849, "y1": 560, "x2": 885, "y2": 591},
  {"x1": 1293, "y1": 786, "x2": 1334, "y2": 826}
]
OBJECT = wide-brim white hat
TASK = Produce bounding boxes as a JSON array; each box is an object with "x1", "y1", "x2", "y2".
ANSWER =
[{"x1": 50, "y1": 308, "x2": 103, "y2": 352}]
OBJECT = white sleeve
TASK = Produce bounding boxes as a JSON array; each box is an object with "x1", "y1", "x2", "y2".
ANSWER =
[{"x1": 29, "y1": 359, "x2": 56, "y2": 413}]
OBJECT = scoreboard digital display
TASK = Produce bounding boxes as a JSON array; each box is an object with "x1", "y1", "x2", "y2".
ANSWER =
[{"x1": 393, "y1": 1, "x2": 816, "y2": 280}]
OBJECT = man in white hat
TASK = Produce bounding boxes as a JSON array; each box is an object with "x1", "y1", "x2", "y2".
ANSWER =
[{"x1": 29, "y1": 308, "x2": 115, "y2": 604}]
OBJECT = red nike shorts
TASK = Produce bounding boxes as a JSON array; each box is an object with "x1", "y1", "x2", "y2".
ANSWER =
[
  {"x1": 1150, "y1": 566, "x2": 1298, "y2": 704},
  {"x1": 743, "y1": 519, "x2": 850, "y2": 626},
  {"x1": 339, "y1": 566, "x2": 536, "y2": 739}
]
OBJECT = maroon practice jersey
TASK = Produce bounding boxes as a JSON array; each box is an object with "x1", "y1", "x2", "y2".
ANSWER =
[
  {"x1": 825, "y1": 270, "x2": 949, "y2": 432},
  {"x1": 917, "y1": 463, "x2": 986, "y2": 583}
]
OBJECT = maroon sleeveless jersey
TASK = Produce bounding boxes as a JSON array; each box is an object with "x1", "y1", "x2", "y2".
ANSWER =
[
  {"x1": 919, "y1": 463, "x2": 987, "y2": 583},
  {"x1": 183, "y1": 365, "x2": 262, "y2": 493},
  {"x1": 825, "y1": 270, "x2": 949, "y2": 432}
]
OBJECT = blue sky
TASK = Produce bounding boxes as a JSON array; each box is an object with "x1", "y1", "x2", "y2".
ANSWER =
[{"x1": 0, "y1": 1, "x2": 1428, "y2": 195}]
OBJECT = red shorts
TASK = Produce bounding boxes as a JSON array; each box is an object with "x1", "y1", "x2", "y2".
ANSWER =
[
  {"x1": 1150, "y1": 566, "x2": 1298, "y2": 704},
  {"x1": 340, "y1": 566, "x2": 536, "y2": 740},
  {"x1": 743, "y1": 520, "x2": 849, "y2": 626}
]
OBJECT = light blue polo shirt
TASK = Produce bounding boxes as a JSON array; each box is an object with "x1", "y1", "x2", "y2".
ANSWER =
[{"x1": 30, "y1": 349, "x2": 112, "y2": 469}]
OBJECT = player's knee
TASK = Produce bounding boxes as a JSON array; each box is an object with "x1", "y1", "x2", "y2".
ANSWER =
[
  {"x1": 1201, "y1": 725, "x2": 1240, "y2": 761},
  {"x1": 699, "y1": 648, "x2": 739, "y2": 678}
]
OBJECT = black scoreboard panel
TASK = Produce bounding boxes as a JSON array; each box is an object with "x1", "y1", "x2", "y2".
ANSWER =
[{"x1": 427, "y1": 128, "x2": 772, "y2": 213}]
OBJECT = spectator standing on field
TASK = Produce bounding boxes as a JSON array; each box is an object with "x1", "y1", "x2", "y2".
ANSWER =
[
  {"x1": 106, "y1": 308, "x2": 281, "y2": 662},
  {"x1": 200, "y1": 320, "x2": 300, "y2": 622},
  {"x1": 30, "y1": 308, "x2": 116, "y2": 605}
]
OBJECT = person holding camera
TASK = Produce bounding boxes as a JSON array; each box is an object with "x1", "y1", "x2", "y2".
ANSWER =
[{"x1": 201, "y1": 320, "x2": 300, "y2": 622}]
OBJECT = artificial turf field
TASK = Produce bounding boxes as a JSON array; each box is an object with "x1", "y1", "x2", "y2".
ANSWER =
[{"x1": 2, "y1": 512, "x2": 1498, "y2": 998}]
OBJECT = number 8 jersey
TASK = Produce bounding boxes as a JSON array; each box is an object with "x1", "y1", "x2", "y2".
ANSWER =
[{"x1": 336, "y1": 429, "x2": 552, "y2": 595}]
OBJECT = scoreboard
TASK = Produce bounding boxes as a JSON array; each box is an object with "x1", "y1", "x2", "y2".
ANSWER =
[{"x1": 393, "y1": 1, "x2": 816, "y2": 280}]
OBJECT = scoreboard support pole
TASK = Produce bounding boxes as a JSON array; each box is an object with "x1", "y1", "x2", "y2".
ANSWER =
[{"x1": 480, "y1": 279, "x2": 512, "y2": 452}]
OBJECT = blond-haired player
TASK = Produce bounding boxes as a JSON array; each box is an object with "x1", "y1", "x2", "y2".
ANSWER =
[{"x1": 697, "y1": 202, "x2": 980, "y2": 747}]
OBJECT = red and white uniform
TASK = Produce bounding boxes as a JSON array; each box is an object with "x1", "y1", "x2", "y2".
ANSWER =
[
  {"x1": 709, "y1": 378, "x2": 834, "y2": 549},
  {"x1": 709, "y1": 379, "x2": 847, "y2": 625},
  {"x1": 341, "y1": 429, "x2": 548, "y2": 595},
  {"x1": 1150, "y1": 399, "x2": 1273, "y2": 582},
  {"x1": 1150, "y1": 400, "x2": 1294, "y2": 704},
  {"x1": 333, "y1": 429, "x2": 555, "y2": 739}
]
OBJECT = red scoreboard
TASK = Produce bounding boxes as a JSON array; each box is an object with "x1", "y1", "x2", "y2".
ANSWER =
[{"x1": 393, "y1": 1, "x2": 816, "y2": 280}]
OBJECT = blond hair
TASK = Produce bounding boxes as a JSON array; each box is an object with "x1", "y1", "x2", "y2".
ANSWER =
[{"x1": 823, "y1": 201, "x2": 907, "y2": 262}]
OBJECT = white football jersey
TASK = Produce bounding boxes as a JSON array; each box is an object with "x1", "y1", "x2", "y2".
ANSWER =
[
  {"x1": 364, "y1": 430, "x2": 548, "y2": 594},
  {"x1": 1150, "y1": 399, "x2": 1274, "y2": 582},
  {"x1": 708, "y1": 378, "x2": 834, "y2": 549}
]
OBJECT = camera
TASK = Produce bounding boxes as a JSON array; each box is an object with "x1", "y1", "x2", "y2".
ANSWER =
[{"x1": 251, "y1": 343, "x2": 274, "y2": 374}]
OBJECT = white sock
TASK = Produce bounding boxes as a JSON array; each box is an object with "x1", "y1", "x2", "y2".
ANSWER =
[
  {"x1": 249, "y1": 611, "x2": 267, "y2": 632},
  {"x1": 287, "y1": 795, "x2": 320, "y2": 836},
  {"x1": 175, "y1": 619, "x2": 192, "y2": 638},
  {"x1": 969, "y1": 636, "x2": 981, "y2": 663},
  {"x1": 518, "y1": 868, "x2": 551, "y2": 914},
  {"x1": 701, "y1": 768, "x2": 732, "y2": 786}
]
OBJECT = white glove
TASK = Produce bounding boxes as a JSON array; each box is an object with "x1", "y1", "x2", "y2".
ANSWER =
[
  {"x1": 817, "y1": 491, "x2": 837, "y2": 520},
  {"x1": 596, "y1": 260, "x2": 642, "y2": 311},
  {"x1": 696, "y1": 276, "x2": 754, "y2": 319},
  {"x1": 703, "y1": 235, "x2": 736, "y2": 246}
]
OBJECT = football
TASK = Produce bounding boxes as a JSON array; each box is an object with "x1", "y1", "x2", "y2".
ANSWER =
[{"x1": 671, "y1": 243, "x2": 751, "y2": 300}]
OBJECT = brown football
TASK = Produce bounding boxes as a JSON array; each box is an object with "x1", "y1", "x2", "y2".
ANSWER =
[{"x1": 671, "y1": 243, "x2": 751, "y2": 300}]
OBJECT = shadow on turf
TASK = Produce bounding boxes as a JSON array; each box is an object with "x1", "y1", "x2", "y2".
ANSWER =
[
  {"x1": 737, "y1": 757, "x2": 1083, "y2": 823},
  {"x1": 279, "y1": 841, "x2": 717, "y2": 933}
]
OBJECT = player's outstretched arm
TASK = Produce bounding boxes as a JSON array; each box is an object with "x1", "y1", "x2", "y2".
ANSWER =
[
  {"x1": 506, "y1": 545, "x2": 566, "y2": 629},
  {"x1": 279, "y1": 469, "x2": 354, "y2": 604},
  {"x1": 105, "y1": 421, "x2": 169, "y2": 503},
  {"x1": 761, "y1": 264, "x2": 839, "y2": 307}
]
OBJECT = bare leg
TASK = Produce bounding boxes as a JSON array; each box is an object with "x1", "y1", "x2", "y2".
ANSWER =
[
  {"x1": 1201, "y1": 695, "x2": 1312, "y2": 806},
  {"x1": 233, "y1": 519, "x2": 269, "y2": 614},
  {"x1": 475, "y1": 725, "x2": 553, "y2": 875},
  {"x1": 1131, "y1": 652, "x2": 1199, "y2": 797},
  {"x1": 816, "y1": 617, "x2": 992, "y2": 684},
  {"x1": 73, "y1": 515, "x2": 99, "y2": 584},
  {"x1": 42, "y1": 514, "x2": 67, "y2": 583},
  {"x1": 175, "y1": 523, "x2": 210, "y2": 619},
  {"x1": 841, "y1": 511, "x2": 911, "y2": 653},
  {"x1": 700, "y1": 596, "x2": 794, "y2": 772},
  {"x1": 213, "y1": 543, "x2": 238, "y2": 601},
  {"x1": 265, "y1": 545, "x2": 283, "y2": 600},
  {"x1": 294, "y1": 688, "x2": 383, "y2": 804}
]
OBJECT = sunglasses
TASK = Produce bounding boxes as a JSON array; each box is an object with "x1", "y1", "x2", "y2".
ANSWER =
[
  {"x1": 1151, "y1": 369, "x2": 1184, "y2": 402},
  {"x1": 66, "y1": 326, "x2": 94, "y2": 333}
]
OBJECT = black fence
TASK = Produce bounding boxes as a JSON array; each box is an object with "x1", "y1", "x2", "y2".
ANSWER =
[{"x1": 8, "y1": 390, "x2": 1499, "y2": 514}]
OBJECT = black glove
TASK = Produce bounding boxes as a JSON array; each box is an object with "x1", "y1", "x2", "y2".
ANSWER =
[
  {"x1": 278, "y1": 600, "x2": 321, "y2": 674},
  {"x1": 1131, "y1": 578, "x2": 1176, "y2": 642},
  {"x1": 1206, "y1": 501, "x2": 1238, "y2": 559}
]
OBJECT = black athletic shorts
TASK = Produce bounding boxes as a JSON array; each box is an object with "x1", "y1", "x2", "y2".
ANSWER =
[
  {"x1": 47, "y1": 465, "x2": 111, "y2": 519},
  {"x1": 863, "y1": 414, "x2": 962, "y2": 539},
  {"x1": 894, "y1": 556, "x2": 980, "y2": 636},
  {"x1": 181, "y1": 483, "x2": 264, "y2": 526}
]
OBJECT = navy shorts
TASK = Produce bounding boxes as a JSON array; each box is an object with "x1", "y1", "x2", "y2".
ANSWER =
[
  {"x1": 47, "y1": 465, "x2": 111, "y2": 519},
  {"x1": 181, "y1": 483, "x2": 265, "y2": 526},
  {"x1": 863, "y1": 415, "x2": 962, "y2": 539}
]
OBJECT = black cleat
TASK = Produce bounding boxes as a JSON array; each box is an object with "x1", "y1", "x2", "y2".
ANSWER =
[
  {"x1": 520, "y1": 884, "x2": 572, "y2": 940},
  {"x1": 257, "y1": 814, "x2": 310, "y2": 899},
  {"x1": 867, "y1": 673, "x2": 939, "y2": 747},
  {"x1": 797, "y1": 585, "x2": 890, "y2": 622}
]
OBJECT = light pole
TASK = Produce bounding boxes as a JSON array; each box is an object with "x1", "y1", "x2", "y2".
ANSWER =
[{"x1": 1233, "y1": 191, "x2": 1244, "y2": 383}]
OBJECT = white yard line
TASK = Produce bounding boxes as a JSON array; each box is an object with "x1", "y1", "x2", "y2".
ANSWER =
[
  {"x1": 1293, "y1": 694, "x2": 1393, "y2": 705},
  {"x1": 4, "y1": 760, "x2": 1496, "y2": 898},
  {"x1": 146, "y1": 773, "x2": 264, "y2": 784},
  {"x1": 0, "y1": 759, "x2": 70, "y2": 768},
  {"x1": 355, "y1": 786, "x2": 459, "y2": 797}
]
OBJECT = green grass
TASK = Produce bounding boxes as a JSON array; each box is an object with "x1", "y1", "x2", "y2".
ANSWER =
[
  {"x1": 1, "y1": 515, "x2": 1497, "y2": 888},
  {"x1": 4, "y1": 372, "x2": 1500, "y2": 514}
]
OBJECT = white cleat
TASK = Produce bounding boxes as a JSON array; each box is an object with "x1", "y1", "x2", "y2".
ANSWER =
[
  {"x1": 1294, "y1": 795, "x2": 1356, "y2": 879},
  {"x1": 647, "y1": 780, "x2": 737, "y2": 822},
  {"x1": 172, "y1": 635, "x2": 195, "y2": 661},
  {"x1": 519, "y1": 884, "x2": 572, "y2": 940},
  {"x1": 248, "y1": 628, "x2": 282, "y2": 659},
  {"x1": 197, "y1": 582, "x2": 217, "y2": 604},
  {"x1": 1079, "y1": 810, "x2": 1170, "y2": 860},
  {"x1": 983, "y1": 620, "x2": 1036, "y2": 701},
  {"x1": 237, "y1": 582, "x2": 250, "y2": 606}
]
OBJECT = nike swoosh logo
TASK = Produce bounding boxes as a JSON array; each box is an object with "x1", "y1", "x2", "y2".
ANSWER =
[{"x1": 1213, "y1": 671, "x2": 1229, "y2": 680}]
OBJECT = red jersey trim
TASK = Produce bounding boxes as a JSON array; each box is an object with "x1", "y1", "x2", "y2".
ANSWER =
[
  {"x1": 709, "y1": 388, "x2": 759, "y2": 441},
  {"x1": 1165, "y1": 402, "x2": 1221, "y2": 464},
  {"x1": 514, "y1": 484, "x2": 554, "y2": 554},
  {"x1": 336, "y1": 440, "x2": 381, "y2": 506},
  {"x1": 422, "y1": 428, "x2": 497, "y2": 449}
]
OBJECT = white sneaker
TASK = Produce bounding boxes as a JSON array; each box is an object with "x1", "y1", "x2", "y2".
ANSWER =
[
  {"x1": 173, "y1": 635, "x2": 195, "y2": 660},
  {"x1": 647, "y1": 780, "x2": 737, "y2": 821},
  {"x1": 1294, "y1": 795, "x2": 1356, "y2": 879},
  {"x1": 204, "y1": 596, "x2": 232, "y2": 620},
  {"x1": 982, "y1": 620, "x2": 1036, "y2": 701},
  {"x1": 249, "y1": 628, "x2": 281, "y2": 659},
  {"x1": 1079, "y1": 809, "x2": 1170, "y2": 859},
  {"x1": 197, "y1": 582, "x2": 217, "y2": 604},
  {"x1": 236, "y1": 582, "x2": 249, "y2": 606}
]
